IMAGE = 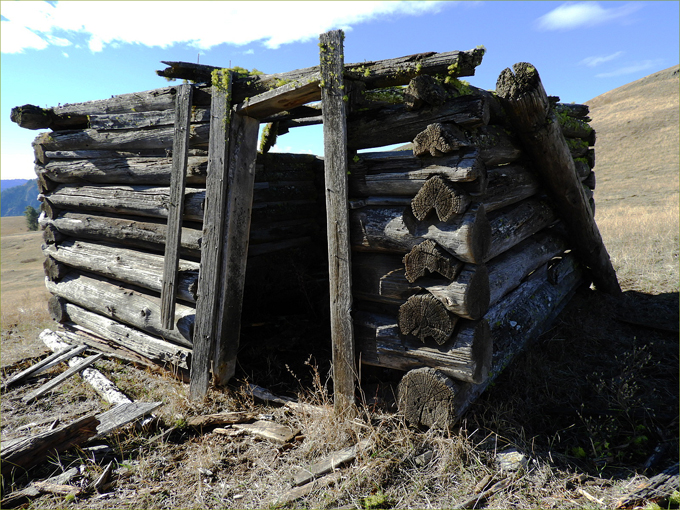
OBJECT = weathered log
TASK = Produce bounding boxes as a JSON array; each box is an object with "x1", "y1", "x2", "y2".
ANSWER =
[
  {"x1": 411, "y1": 175, "x2": 471, "y2": 221},
  {"x1": 404, "y1": 75, "x2": 448, "y2": 110},
  {"x1": 399, "y1": 293, "x2": 458, "y2": 344},
  {"x1": 397, "y1": 367, "x2": 459, "y2": 428},
  {"x1": 397, "y1": 254, "x2": 584, "y2": 428},
  {"x1": 555, "y1": 102, "x2": 590, "y2": 119},
  {"x1": 48, "y1": 295, "x2": 69, "y2": 323},
  {"x1": 356, "y1": 312, "x2": 491, "y2": 384},
  {"x1": 235, "y1": 73, "x2": 322, "y2": 119},
  {"x1": 319, "y1": 30, "x2": 356, "y2": 414},
  {"x1": 472, "y1": 125, "x2": 524, "y2": 166},
  {"x1": 496, "y1": 62, "x2": 619, "y2": 293},
  {"x1": 350, "y1": 203, "x2": 490, "y2": 264},
  {"x1": 157, "y1": 48, "x2": 484, "y2": 95},
  {"x1": 412, "y1": 122, "x2": 469, "y2": 157},
  {"x1": 348, "y1": 95, "x2": 489, "y2": 150},
  {"x1": 583, "y1": 171, "x2": 596, "y2": 190},
  {"x1": 0, "y1": 344, "x2": 86, "y2": 392},
  {"x1": 45, "y1": 271, "x2": 194, "y2": 348},
  {"x1": 486, "y1": 197, "x2": 557, "y2": 261},
  {"x1": 60, "y1": 303, "x2": 191, "y2": 371},
  {"x1": 487, "y1": 228, "x2": 567, "y2": 306},
  {"x1": 615, "y1": 462, "x2": 679, "y2": 509},
  {"x1": 403, "y1": 239, "x2": 463, "y2": 282},
  {"x1": 352, "y1": 252, "x2": 488, "y2": 320},
  {"x1": 33, "y1": 123, "x2": 211, "y2": 152},
  {"x1": 43, "y1": 255, "x2": 68, "y2": 281},
  {"x1": 349, "y1": 149, "x2": 486, "y2": 197},
  {"x1": 87, "y1": 108, "x2": 210, "y2": 130},
  {"x1": 11, "y1": 103, "x2": 88, "y2": 131},
  {"x1": 480, "y1": 162, "x2": 540, "y2": 212},
  {"x1": 43, "y1": 239, "x2": 199, "y2": 303},
  {"x1": 557, "y1": 113, "x2": 596, "y2": 145},
  {"x1": 1, "y1": 414, "x2": 99, "y2": 477}
]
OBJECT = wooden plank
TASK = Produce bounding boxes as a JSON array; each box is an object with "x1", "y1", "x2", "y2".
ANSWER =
[
  {"x1": 320, "y1": 29, "x2": 356, "y2": 414},
  {"x1": 1, "y1": 344, "x2": 82, "y2": 391},
  {"x1": 161, "y1": 83, "x2": 193, "y2": 329},
  {"x1": 190, "y1": 72, "x2": 233, "y2": 399},
  {"x1": 94, "y1": 401, "x2": 163, "y2": 437},
  {"x1": 496, "y1": 63, "x2": 620, "y2": 294},
  {"x1": 21, "y1": 353, "x2": 104, "y2": 403},
  {"x1": 235, "y1": 73, "x2": 321, "y2": 119},
  {"x1": 293, "y1": 439, "x2": 371, "y2": 486},
  {"x1": 1, "y1": 414, "x2": 99, "y2": 476},
  {"x1": 232, "y1": 420, "x2": 299, "y2": 444},
  {"x1": 212, "y1": 113, "x2": 260, "y2": 385},
  {"x1": 187, "y1": 411, "x2": 255, "y2": 428}
]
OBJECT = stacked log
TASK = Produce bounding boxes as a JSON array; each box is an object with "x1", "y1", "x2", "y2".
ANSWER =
[
  {"x1": 346, "y1": 72, "x2": 594, "y2": 398},
  {"x1": 24, "y1": 85, "x2": 324, "y2": 373}
]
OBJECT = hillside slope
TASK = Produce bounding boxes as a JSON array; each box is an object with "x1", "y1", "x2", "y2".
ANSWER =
[
  {"x1": 0, "y1": 179, "x2": 40, "y2": 217},
  {"x1": 586, "y1": 65, "x2": 679, "y2": 208}
]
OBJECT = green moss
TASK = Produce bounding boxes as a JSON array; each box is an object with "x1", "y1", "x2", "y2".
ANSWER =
[{"x1": 362, "y1": 87, "x2": 405, "y2": 104}]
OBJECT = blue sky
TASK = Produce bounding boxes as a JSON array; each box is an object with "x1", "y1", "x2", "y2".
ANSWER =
[{"x1": 1, "y1": 1, "x2": 678, "y2": 180}]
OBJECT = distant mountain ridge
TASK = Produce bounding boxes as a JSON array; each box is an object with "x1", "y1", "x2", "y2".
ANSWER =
[
  {"x1": 1, "y1": 179, "x2": 30, "y2": 192},
  {"x1": 0, "y1": 179, "x2": 41, "y2": 217}
]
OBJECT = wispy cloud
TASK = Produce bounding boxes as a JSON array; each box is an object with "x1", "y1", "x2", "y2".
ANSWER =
[
  {"x1": 595, "y1": 59, "x2": 664, "y2": 78},
  {"x1": 1, "y1": 1, "x2": 445, "y2": 54},
  {"x1": 536, "y1": 2, "x2": 642, "y2": 31},
  {"x1": 580, "y1": 51, "x2": 625, "y2": 68}
]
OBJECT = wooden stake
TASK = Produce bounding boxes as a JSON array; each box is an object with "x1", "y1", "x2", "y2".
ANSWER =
[{"x1": 320, "y1": 29, "x2": 356, "y2": 415}]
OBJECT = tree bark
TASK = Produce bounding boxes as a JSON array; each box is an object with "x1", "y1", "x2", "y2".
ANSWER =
[
  {"x1": 355, "y1": 311, "x2": 491, "y2": 384},
  {"x1": 496, "y1": 62, "x2": 620, "y2": 294},
  {"x1": 45, "y1": 271, "x2": 194, "y2": 348}
]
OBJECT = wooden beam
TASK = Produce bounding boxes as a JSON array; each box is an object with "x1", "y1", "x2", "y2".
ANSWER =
[
  {"x1": 496, "y1": 63, "x2": 620, "y2": 294},
  {"x1": 161, "y1": 84, "x2": 193, "y2": 329},
  {"x1": 234, "y1": 73, "x2": 321, "y2": 119},
  {"x1": 212, "y1": 113, "x2": 260, "y2": 384},
  {"x1": 21, "y1": 353, "x2": 104, "y2": 404},
  {"x1": 190, "y1": 72, "x2": 234, "y2": 399},
  {"x1": 320, "y1": 30, "x2": 356, "y2": 414}
]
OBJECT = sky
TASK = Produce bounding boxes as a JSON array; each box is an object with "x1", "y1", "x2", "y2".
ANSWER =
[{"x1": 1, "y1": 0, "x2": 678, "y2": 180}]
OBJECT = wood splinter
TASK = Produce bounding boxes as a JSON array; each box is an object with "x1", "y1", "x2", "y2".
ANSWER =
[{"x1": 411, "y1": 175, "x2": 471, "y2": 222}]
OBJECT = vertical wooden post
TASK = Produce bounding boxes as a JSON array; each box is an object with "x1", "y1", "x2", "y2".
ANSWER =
[
  {"x1": 161, "y1": 84, "x2": 193, "y2": 329},
  {"x1": 190, "y1": 73, "x2": 233, "y2": 399},
  {"x1": 319, "y1": 29, "x2": 357, "y2": 414},
  {"x1": 212, "y1": 113, "x2": 260, "y2": 385}
]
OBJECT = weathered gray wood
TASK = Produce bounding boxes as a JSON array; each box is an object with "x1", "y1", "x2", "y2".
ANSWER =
[
  {"x1": 60, "y1": 302, "x2": 192, "y2": 371},
  {"x1": 272, "y1": 472, "x2": 343, "y2": 508},
  {"x1": 1, "y1": 414, "x2": 99, "y2": 476},
  {"x1": 348, "y1": 95, "x2": 489, "y2": 150},
  {"x1": 399, "y1": 293, "x2": 458, "y2": 344},
  {"x1": 412, "y1": 122, "x2": 469, "y2": 157},
  {"x1": 235, "y1": 73, "x2": 321, "y2": 119},
  {"x1": 403, "y1": 239, "x2": 463, "y2": 282},
  {"x1": 350, "y1": 203, "x2": 490, "y2": 264},
  {"x1": 356, "y1": 311, "x2": 491, "y2": 383},
  {"x1": 411, "y1": 175, "x2": 471, "y2": 221},
  {"x1": 94, "y1": 401, "x2": 163, "y2": 437},
  {"x1": 486, "y1": 197, "x2": 557, "y2": 261},
  {"x1": 187, "y1": 411, "x2": 255, "y2": 428},
  {"x1": 404, "y1": 74, "x2": 448, "y2": 110},
  {"x1": 87, "y1": 108, "x2": 210, "y2": 130},
  {"x1": 43, "y1": 255, "x2": 69, "y2": 281},
  {"x1": 190, "y1": 73, "x2": 232, "y2": 398},
  {"x1": 349, "y1": 150, "x2": 486, "y2": 197},
  {"x1": 161, "y1": 84, "x2": 193, "y2": 329},
  {"x1": 615, "y1": 462, "x2": 679, "y2": 509},
  {"x1": 496, "y1": 62, "x2": 620, "y2": 294},
  {"x1": 45, "y1": 271, "x2": 194, "y2": 348},
  {"x1": 157, "y1": 48, "x2": 484, "y2": 94},
  {"x1": 420, "y1": 264, "x2": 490, "y2": 320},
  {"x1": 293, "y1": 439, "x2": 372, "y2": 486},
  {"x1": 470, "y1": 125, "x2": 523, "y2": 166},
  {"x1": 480, "y1": 163, "x2": 540, "y2": 212},
  {"x1": 33, "y1": 123, "x2": 210, "y2": 152},
  {"x1": 11, "y1": 103, "x2": 87, "y2": 130},
  {"x1": 21, "y1": 353, "x2": 104, "y2": 404},
  {"x1": 0, "y1": 344, "x2": 81, "y2": 391},
  {"x1": 232, "y1": 420, "x2": 299, "y2": 444},
  {"x1": 397, "y1": 367, "x2": 458, "y2": 429},
  {"x1": 44, "y1": 239, "x2": 199, "y2": 303},
  {"x1": 320, "y1": 30, "x2": 356, "y2": 414},
  {"x1": 212, "y1": 113, "x2": 260, "y2": 385}
]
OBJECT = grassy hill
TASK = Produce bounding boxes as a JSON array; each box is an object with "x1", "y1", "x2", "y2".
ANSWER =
[{"x1": 0, "y1": 179, "x2": 41, "y2": 217}]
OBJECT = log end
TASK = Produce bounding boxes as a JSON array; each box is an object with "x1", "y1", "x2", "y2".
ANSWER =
[
  {"x1": 399, "y1": 293, "x2": 457, "y2": 345},
  {"x1": 397, "y1": 367, "x2": 460, "y2": 429},
  {"x1": 403, "y1": 240, "x2": 463, "y2": 283},
  {"x1": 495, "y1": 62, "x2": 542, "y2": 100}
]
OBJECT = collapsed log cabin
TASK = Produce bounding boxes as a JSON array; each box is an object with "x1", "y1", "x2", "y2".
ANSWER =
[{"x1": 12, "y1": 29, "x2": 618, "y2": 427}]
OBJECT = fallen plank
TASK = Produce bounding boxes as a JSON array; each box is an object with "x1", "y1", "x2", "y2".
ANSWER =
[
  {"x1": 615, "y1": 462, "x2": 679, "y2": 509},
  {"x1": 272, "y1": 471, "x2": 343, "y2": 507},
  {"x1": 232, "y1": 420, "x2": 299, "y2": 445},
  {"x1": 1, "y1": 344, "x2": 86, "y2": 391},
  {"x1": 21, "y1": 353, "x2": 104, "y2": 403},
  {"x1": 93, "y1": 401, "x2": 163, "y2": 438},
  {"x1": 246, "y1": 383, "x2": 325, "y2": 414},
  {"x1": 0, "y1": 486, "x2": 42, "y2": 508},
  {"x1": 293, "y1": 439, "x2": 371, "y2": 486},
  {"x1": 32, "y1": 481, "x2": 81, "y2": 496}
]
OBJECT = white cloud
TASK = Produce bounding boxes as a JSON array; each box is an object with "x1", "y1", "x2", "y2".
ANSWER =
[
  {"x1": 536, "y1": 2, "x2": 642, "y2": 31},
  {"x1": 580, "y1": 51, "x2": 624, "y2": 68},
  {"x1": 1, "y1": 1, "x2": 444, "y2": 54},
  {"x1": 595, "y1": 59, "x2": 663, "y2": 78}
]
